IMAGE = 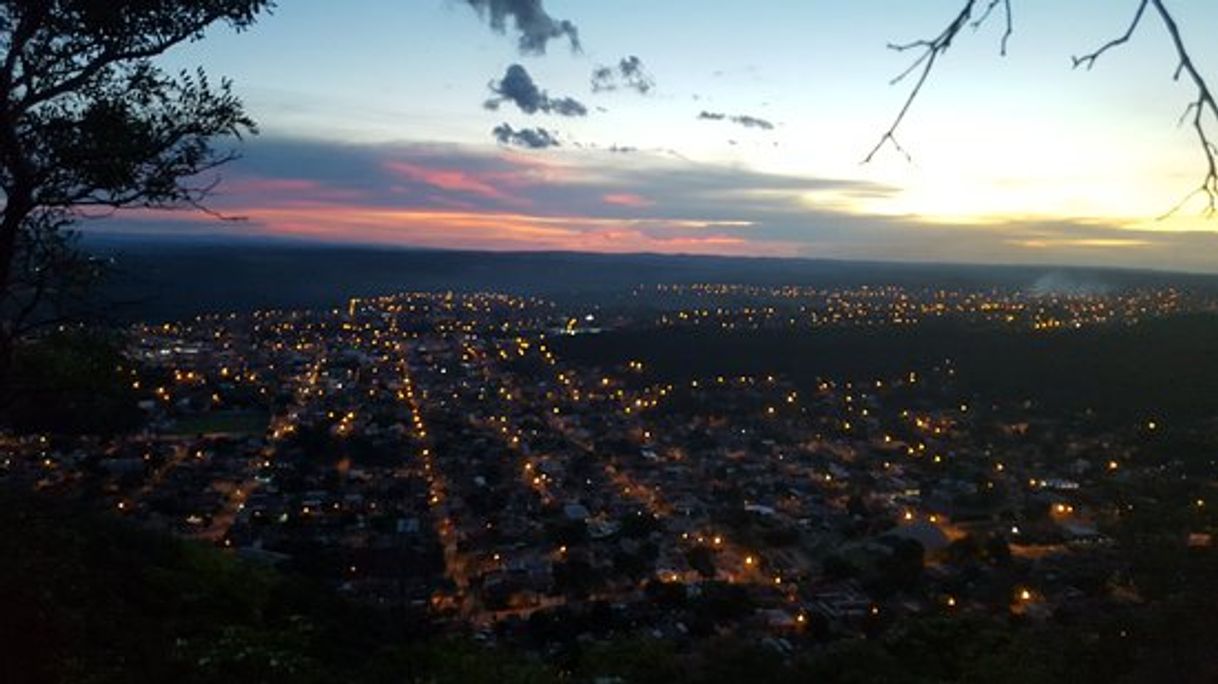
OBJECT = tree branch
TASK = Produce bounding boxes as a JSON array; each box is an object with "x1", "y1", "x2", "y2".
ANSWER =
[
  {"x1": 1071, "y1": 0, "x2": 1218, "y2": 216},
  {"x1": 1071, "y1": 0, "x2": 1149, "y2": 70},
  {"x1": 19, "y1": 31, "x2": 204, "y2": 111},
  {"x1": 1152, "y1": 0, "x2": 1218, "y2": 217},
  {"x1": 972, "y1": 0, "x2": 1013, "y2": 56},
  {"x1": 0, "y1": 5, "x2": 48, "y2": 95},
  {"x1": 865, "y1": 0, "x2": 1011, "y2": 163},
  {"x1": 869, "y1": 0, "x2": 1216, "y2": 217}
]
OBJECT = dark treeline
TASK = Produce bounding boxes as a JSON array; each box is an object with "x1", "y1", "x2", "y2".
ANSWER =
[{"x1": 556, "y1": 315, "x2": 1218, "y2": 424}]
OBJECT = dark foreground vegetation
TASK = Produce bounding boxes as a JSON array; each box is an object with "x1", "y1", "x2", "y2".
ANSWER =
[
  {"x1": 3, "y1": 331, "x2": 142, "y2": 435},
  {"x1": 3, "y1": 487, "x2": 1218, "y2": 684}
]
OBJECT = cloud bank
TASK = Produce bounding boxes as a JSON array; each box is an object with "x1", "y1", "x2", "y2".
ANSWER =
[{"x1": 95, "y1": 137, "x2": 1218, "y2": 271}]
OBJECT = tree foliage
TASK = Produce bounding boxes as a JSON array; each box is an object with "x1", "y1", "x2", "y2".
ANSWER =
[
  {"x1": 3, "y1": 328, "x2": 141, "y2": 434},
  {"x1": 0, "y1": 0, "x2": 271, "y2": 373}
]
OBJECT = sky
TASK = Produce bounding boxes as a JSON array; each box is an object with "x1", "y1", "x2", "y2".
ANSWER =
[{"x1": 102, "y1": 0, "x2": 1218, "y2": 272}]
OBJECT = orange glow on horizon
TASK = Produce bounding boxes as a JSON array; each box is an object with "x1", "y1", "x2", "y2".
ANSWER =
[{"x1": 127, "y1": 203, "x2": 792, "y2": 257}]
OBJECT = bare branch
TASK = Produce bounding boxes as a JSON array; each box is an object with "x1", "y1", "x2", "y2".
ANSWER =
[
  {"x1": 182, "y1": 174, "x2": 249, "y2": 221},
  {"x1": 1150, "y1": 0, "x2": 1218, "y2": 217},
  {"x1": 972, "y1": 0, "x2": 1013, "y2": 56},
  {"x1": 868, "y1": 0, "x2": 1215, "y2": 217},
  {"x1": 866, "y1": 1, "x2": 976, "y2": 163},
  {"x1": 1071, "y1": 0, "x2": 1149, "y2": 70},
  {"x1": 1070, "y1": 0, "x2": 1217, "y2": 216},
  {"x1": 866, "y1": 0, "x2": 1013, "y2": 164}
]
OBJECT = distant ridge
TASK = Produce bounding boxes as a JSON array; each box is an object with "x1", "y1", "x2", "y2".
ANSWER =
[{"x1": 83, "y1": 234, "x2": 1218, "y2": 321}]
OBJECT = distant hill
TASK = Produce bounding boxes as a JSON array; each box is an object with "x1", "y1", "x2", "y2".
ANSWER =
[{"x1": 84, "y1": 234, "x2": 1218, "y2": 321}]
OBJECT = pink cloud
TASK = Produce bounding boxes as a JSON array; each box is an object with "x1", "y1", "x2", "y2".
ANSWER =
[
  {"x1": 228, "y1": 177, "x2": 322, "y2": 193},
  {"x1": 121, "y1": 202, "x2": 792, "y2": 257},
  {"x1": 220, "y1": 176, "x2": 367, "y2": 203},
  {"x1": 246, "y1": 205, "x2": 788, "y2": 256},
  {"x1": 383, "y1": 161, "x2": 528, "y2": 206},
  {"x1": 603, "y1": 193, "x2": 655, "y2": 208}
]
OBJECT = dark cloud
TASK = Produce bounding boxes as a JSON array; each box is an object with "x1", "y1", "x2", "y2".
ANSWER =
[
  {"x1": 486, "y1": 64, "x2": 587, "y2": 117},
  {"x1": 591, "y1": 66, "x2": 612, "y2": 88},
  {"x1": 485, "y1": 64, "x2": 543, "y2": 113},
  {"x1": 546, "y1": 96, "x2": 588, "y2": 117},
  {"x1": 732, "y1": 115, "x2": 775, "y2": 130},
  {"x1": 492, "y1": 123, "x2": 560, "y2": 149},
  {"x1": 698, "y1": 111, "x2": 775, "y2": 130},
  {"x1": 608, "y1": 144, "x2": 638, "y2": 154},
  {"x1": 463, "y1": 0, "x2": 579, "y2": 54},
  {"x1": 591, "y1": 55, "x2": 655, "y2": 94}
]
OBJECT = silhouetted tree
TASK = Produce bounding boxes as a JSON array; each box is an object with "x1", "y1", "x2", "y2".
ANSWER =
[
  {"x1": 4, "y1": 328, "x2": 140, "y2": 434},
  {"x1": 0, "y1": 0, "x2": 271, "y2": 381}
]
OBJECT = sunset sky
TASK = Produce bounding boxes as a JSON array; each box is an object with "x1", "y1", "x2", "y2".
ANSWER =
[{"x1": 107, "y1": 0, "x2": 1218, "y2": 272}]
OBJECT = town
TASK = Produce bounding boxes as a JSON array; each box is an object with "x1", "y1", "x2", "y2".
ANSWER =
[{"x1": 4, "y1": 284, "x2": 1216, "y2": 653}]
